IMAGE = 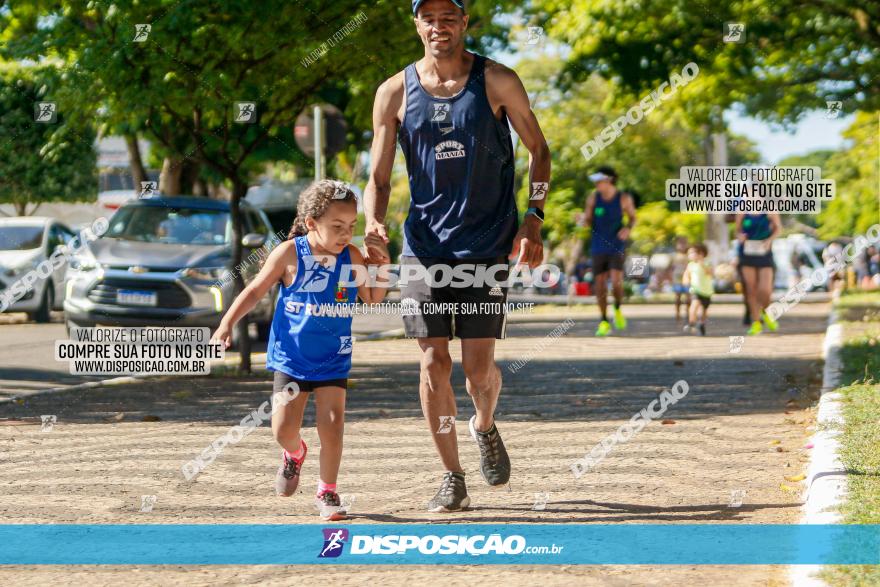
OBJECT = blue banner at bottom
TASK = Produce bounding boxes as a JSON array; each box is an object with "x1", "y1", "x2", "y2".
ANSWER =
[{"x1": 0, "y1": 524, "x2": 878, "y2": 565}]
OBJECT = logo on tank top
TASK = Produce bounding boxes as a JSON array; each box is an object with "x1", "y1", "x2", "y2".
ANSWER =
[
  {"x1": 298, "y1": 255, "x2": 335, "y2": 292},
  {"x1": 334, "y1": 282, "x2": 348, "y2": 302},
  {"x1": 435, "y1": 140, "x2": 466, "y2": 160},
  {"x1": 431, "y1": 103, "x2": 450, "y2": 122},
  {"x1": 337, "y1": 336, "x2": 353, "y2": 355}
]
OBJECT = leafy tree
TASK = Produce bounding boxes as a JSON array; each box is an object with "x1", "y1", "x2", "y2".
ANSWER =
[
  {"x1": 817, "y1": 113, "x2": 880, "y2": 239},
  {"x1": 0, "y1": 64, "x2": 96, "y2": 216},
  {"x1": 535, "y1": 0, "x2": 880, "y2": 124},
  {"x1": 2, "y1": 0, "x2": 519, "y2": 370}
]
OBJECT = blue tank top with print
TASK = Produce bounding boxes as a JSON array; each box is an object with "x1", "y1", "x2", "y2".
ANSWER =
[{"x1": 266, "y1": 236, "x2": 358, "y2": 380}]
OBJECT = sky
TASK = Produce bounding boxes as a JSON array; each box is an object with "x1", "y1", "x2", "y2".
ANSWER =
[{"x1": 727, "y1": 111, "x2": 854, "y2": 164}]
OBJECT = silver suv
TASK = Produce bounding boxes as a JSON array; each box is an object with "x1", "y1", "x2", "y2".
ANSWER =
[
  {"x1": 63, "y1": 196, "x2": 279, "y2": 337},
  {"x1": 0, "y1": 217, "x2": 76, "y2": 322}
]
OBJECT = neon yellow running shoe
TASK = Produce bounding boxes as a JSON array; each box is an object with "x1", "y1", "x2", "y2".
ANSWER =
[
  {"x1": 746, "y1": 321, "x2": 763, "y2": 336},
  {"x1": 613, "y1": 308, "x2": 627, "y2": 330},
  {"x1": 762, "y1": 311, "x2": 778, "y2": 332},
  {"x1": 596, "y1": 320, "x2": 612, "y2": 337}
]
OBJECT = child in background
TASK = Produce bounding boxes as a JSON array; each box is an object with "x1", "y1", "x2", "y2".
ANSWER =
[
  {"x1": 671, "y1": 236, "x2": 690, "y2": 322},
  {"x1": 211, "y1": 179, "x2": 390, "y2": 520},
  {"x1": 682, "y1": 243, "x2": 714, "y2": 336}
]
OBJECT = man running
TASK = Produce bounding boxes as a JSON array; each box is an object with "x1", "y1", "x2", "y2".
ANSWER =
[
  {"x1": 364, "y1": 0, "x2": 550, "y2": 512},
  {"x1": 582, "y1": 166, "x2": 636, "y2": 336}
]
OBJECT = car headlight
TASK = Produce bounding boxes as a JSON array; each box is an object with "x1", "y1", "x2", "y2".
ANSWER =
[
  {"x1": 68, "y1": 251, "x2": 98, "y2": 271},
  {"x1": 181, "y1": 266, "x2": 227, "y2": 281}
]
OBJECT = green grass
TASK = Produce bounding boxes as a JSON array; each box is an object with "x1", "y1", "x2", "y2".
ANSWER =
[
  {"x1": 823, "y1": 319, "x2": 880, "y2": 586},
  {"x1": 836, "y1": 289, "x2": 880, "y2": 309}
]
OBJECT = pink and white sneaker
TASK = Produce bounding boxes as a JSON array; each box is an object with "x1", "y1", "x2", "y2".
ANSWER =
[{"x1": 275, "y1": 440, "x2": 307, "y2": 497}]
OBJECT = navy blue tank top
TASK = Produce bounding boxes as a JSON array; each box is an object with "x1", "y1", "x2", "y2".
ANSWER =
[
  {"x1": 591, "y1": 191, "x2": 625, "y2": 254},
  {"x1": 742, "y1": 214, "x2": 771, "y2": 240},
  {"x1": 398, "y1": 52, "x2": 517, "y2": 259},
  {"x1": 266, "y1": 236, "x2": 358, "y2": 381}
]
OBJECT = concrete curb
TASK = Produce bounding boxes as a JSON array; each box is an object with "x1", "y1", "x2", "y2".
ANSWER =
[
  {"x1": 358, "y1": 328, "x2": 406, "y2": 341},
  {"x1": 789, "y1": 310, "x2": 847, "y2": 587},
  {"x1": 0, "y1": 376, "x2": 143, "y2": 405}
]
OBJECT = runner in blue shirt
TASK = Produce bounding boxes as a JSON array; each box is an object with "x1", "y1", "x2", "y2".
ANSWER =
[{"x1": 212, "y1": 179, "x2": 389, "y2": 520}]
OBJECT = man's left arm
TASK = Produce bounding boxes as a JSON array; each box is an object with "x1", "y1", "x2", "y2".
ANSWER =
[
  {"x1": 486, "y1": 61, "x2": 550, "y2": 269},
  {"x1": 618, "y1": 193, "x2": 637, "y2": 241}
]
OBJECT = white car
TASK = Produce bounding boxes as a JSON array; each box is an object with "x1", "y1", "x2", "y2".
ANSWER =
[{"x1": 0, "y1": 217, "x2": 76, "y2": 322}]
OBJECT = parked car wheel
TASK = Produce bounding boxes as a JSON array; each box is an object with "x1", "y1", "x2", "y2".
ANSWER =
[{"x1": 30, "y1": 282, "x2": 53, "y2": 323}]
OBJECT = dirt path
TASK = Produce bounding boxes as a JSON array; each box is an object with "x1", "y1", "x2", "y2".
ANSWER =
[{"x1": 0, "y1": 303, "x2": 828, "y2": 585}]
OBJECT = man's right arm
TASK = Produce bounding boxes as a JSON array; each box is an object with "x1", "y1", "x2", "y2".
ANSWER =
[{"x1": 364, "y1": 74, "x2": 404, "y2": 257}]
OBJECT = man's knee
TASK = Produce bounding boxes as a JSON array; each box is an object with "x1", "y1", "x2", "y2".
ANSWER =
[
  {"x1": 463, "y1": 360, "x2": 498, "y2": 393},
  {"x1": 421, "y1": 347, "x2": 452, "y2": 388}
]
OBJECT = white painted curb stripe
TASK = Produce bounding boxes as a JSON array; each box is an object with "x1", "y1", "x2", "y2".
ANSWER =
[{"x1": 789, "y1": 311, "x2": 847, "y2": 586}]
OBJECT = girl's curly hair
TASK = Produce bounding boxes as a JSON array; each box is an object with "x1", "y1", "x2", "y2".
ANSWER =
[{"x1": 288, "y1": 179, "x2": 358, "y2": 239}]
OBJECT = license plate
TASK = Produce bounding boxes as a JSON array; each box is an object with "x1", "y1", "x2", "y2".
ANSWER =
[{"x1": 117, "y1": 289, "x2": 157, "y2": 306}]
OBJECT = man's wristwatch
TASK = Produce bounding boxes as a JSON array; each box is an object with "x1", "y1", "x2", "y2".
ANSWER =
[{"x1": 525, "y1": 207, "x2": 545, "y2": 223}]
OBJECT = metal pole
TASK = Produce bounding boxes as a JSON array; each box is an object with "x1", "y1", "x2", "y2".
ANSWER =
[{"x1": 314, "y1": 105, "x2": 324, "y2": 181}]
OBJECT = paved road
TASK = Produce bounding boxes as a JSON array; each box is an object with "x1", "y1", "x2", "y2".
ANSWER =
[{"x1": 0, "y1": 303, "x2": 829, "y2": 585}]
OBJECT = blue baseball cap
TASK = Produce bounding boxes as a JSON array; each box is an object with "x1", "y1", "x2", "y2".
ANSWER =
[{"x1": 412, "y1": 0, "x2": 465, "y2": 16}]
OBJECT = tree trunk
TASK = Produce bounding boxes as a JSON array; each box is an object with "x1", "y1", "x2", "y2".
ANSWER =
[
  {"x1": 704, "y1": 130, "x2": 730, "y2": 267},
  {"x1": 180, "y1": 159, "x2": 201, "y2": 196},
  {"x1": 193, "y1": 176, "x2": 208, "y2": 197},
  {"x1": 159, "y1": 157, "x2": 183, "y2": 195},
  {"x1": 125, "y1": 134, "x2": 148, "y2": 189},
  {"x1": 230, "y1": 179, "x2": 252, "y2": 372}
]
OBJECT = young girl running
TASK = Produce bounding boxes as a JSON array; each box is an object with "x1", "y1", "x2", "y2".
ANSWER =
[{"x1": 212, "y1": 179, "x2": 389, "y2": 520}]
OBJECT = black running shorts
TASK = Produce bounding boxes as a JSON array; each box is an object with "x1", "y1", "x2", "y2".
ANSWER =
[
  {"x1": 399, "y1": 255, "x2": 509, "y2": 340},
  {"x1": 272, "y1": 370, "x2": 347, "y2": 393},
  {"x1": 592, "y1": 252, "x2": 626, "y2": 275}
]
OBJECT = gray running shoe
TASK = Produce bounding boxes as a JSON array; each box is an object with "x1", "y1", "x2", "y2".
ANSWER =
[
  {"x1": 426, "y1": 472, "x2": 471, "y2": 512},
  {"x1": 469, "y1": 415, "x2": 511, "y2": 486}
]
